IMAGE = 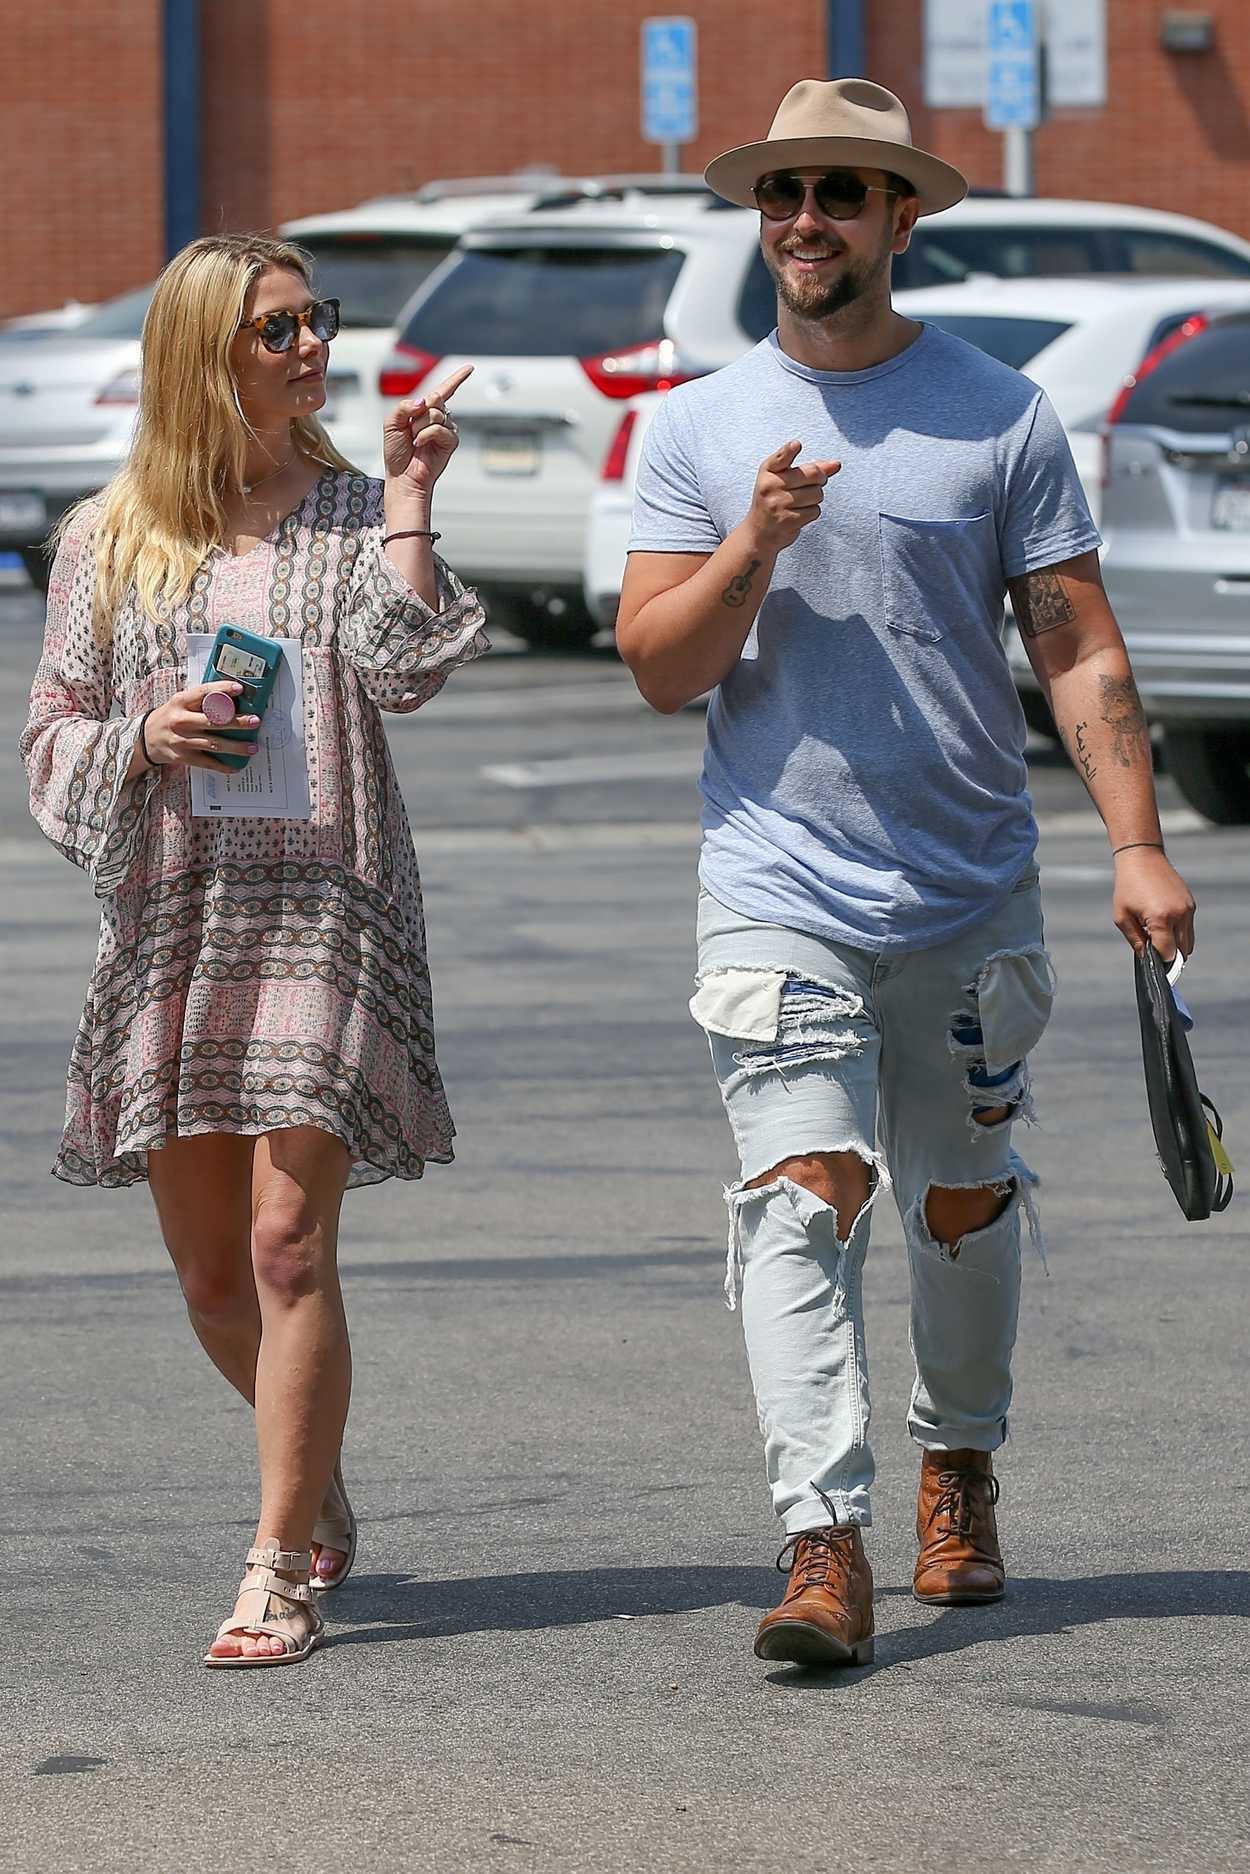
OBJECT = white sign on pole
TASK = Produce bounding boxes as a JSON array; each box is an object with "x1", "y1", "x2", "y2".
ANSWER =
[
  {"x1": 924, "y1": 0, "x2": 1105, "y2": 110},
  {"x1": 641, "y1": 17, "x2": 697, "y2": 145}
]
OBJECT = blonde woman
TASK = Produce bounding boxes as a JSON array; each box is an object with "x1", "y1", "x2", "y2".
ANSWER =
[{"x1": 20, "y1": 234, "x2": 487, "y2": 1667}]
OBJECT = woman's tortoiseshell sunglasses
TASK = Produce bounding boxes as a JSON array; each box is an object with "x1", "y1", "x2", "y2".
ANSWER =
[{"x1": 237, "y1": 298, "x2": 340, "y2": 354}]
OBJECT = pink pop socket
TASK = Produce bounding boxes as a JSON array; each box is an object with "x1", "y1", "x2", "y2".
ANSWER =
[{"x1": 203, "y1": 691, "x2": 237, "y2": 726}]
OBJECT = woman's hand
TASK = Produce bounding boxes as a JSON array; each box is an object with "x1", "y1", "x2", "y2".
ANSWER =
[
  {"x1": 136, "y1": 681, "x2": 259, "y2": 776},
  {"x1": 382, "y1": 364, "x2": 473, "y2": 500}
]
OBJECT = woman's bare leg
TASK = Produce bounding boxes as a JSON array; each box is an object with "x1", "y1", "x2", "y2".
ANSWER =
[
  {"x1": 148, "y1": 1134, "x2": 261, "y2": 1399},
  {"x1": 147, "y1": 1131, "x2": 351, "y2": 1585},
  {"x1": 209, "y1": 1125, "x2": 353, "y2": 1660}
]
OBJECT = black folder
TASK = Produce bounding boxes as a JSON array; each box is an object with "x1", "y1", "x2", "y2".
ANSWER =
[{"x1": 1135, "y1": 945, "x2": 1233, "y2": 1221}]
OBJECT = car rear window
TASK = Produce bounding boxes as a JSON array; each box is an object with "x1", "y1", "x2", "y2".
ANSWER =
[
  {"x1": 1119, "y1": 315, "x2": 1250, "y2": 430},
  {"x1": 296, "y1": 235, "x2": 457, "y2": 327},
  {"x1": 1117, "y1": 231, "x2": 1250, "y2": 280},
  {"x1": 916, "y1": 313, "x2": 1072, "y2": 370},
  {"x1": 897, "y1": 226, "x2": 1109, "y2": 291},
  {"x1": 400, "y1": 245, "x2": 685, "y2": 356},
  {"x1": 75, "y1": 285, "x2": 155, "y2": 339}
]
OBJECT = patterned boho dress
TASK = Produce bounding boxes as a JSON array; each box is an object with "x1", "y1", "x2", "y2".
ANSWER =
[{"x1": 21, "y1": 469, "x2": 489, "y2": 1189}]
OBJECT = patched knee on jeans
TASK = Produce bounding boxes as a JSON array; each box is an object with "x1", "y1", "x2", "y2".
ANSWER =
[{"x1": 949, "y1": 945, "x2": 1055, "y2": 1139}]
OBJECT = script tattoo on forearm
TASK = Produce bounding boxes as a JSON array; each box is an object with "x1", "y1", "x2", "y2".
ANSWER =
[
  {"x1": 1072, "y1": 719, "x2": 1098, "y2": 785},
  {"x1": 1098, "y1": 671, "x2": 1150, "y2": 769},
  {"x1": 1009, "y1": 569, "x2": 1076, "y2": 638},
  {"x1": 722, "y1": 559, "x2": 761, "y2": 609}
]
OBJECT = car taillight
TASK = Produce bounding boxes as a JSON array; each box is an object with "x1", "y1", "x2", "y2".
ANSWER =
[
  {"x1": 601, "y1": 409, "x2": 638, "y2": 482},
  {"x1": 378, "y1": 344, "x2": 440, "y2": 397},
  {"x1": 580, "y1": 338, "x2": 697, "y2": 399},
  {"x1": 94, "y1": 369, "x2": 140, "y2": 406},
  {"x1": 1100, "y1": 313, "x2": 1210, "y2": 487}
]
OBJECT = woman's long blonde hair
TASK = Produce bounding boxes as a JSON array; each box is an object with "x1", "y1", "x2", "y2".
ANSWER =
[{"x1": 69, "y1": 233, "x2": 356, "y2": 632}]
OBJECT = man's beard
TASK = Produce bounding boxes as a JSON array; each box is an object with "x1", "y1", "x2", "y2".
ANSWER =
[{"x1": 763, "y1": 230, "x2": 893, "y2": 321}]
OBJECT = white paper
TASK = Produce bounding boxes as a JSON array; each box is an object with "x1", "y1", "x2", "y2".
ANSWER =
[{"x1": 187, "y1": 633, "x2": 311, "y2": 821}]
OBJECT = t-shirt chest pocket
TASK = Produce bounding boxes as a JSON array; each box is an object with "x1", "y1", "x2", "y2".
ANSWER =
[{"x1": 878, "y1": 510, "x2": 997, "y2": 643}]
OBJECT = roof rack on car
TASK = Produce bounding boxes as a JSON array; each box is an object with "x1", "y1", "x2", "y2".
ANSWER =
[
  {"x1": 413, "y1": 173, "x2": 562, "y2": 203},
  {"x1": 530, "y1": 179, "x2": 713, "y2": 212}
]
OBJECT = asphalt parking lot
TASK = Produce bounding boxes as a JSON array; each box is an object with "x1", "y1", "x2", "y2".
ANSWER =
[{"x1": 2, "y1": 571, "x2": 1248, "y2": 1874}]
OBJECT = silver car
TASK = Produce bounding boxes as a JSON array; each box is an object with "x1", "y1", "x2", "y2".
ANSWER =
[
  {"x1": 1100, "y1": 306, "x2": 1250, "y2": 822},
  {"x1": 0, "y1": 287, "x2": 151, "y2": 588}
]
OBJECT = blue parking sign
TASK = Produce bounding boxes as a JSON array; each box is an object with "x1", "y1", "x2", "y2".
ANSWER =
[
  {"x1": 985, "y1": 0, "x2": 1040, "y2": 130},
  {"x1": 642, "y1": 16, "x2": 697, "y2": 144}
]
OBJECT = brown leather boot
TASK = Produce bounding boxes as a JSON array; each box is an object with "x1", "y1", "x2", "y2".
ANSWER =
[
  {"x1": 754, "y1": 1523, "x2": 874, "y2": 1666},
  {"x1": 913, "y1": 1447, "x2": 1005, "y2": 1605}
]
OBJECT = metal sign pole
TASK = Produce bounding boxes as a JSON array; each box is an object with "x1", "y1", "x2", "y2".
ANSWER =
[
  {"x1": 1003, "y1": 124, "x2": 1034, "y2": 196},
  {"x1": 985, "y1": 1, "x2": 1041, "y2": 199}
]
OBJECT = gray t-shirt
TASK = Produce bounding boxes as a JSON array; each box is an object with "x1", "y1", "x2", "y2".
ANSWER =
[{"x1": 628, "y1": 325, "x2": 1101, "y2": 950}]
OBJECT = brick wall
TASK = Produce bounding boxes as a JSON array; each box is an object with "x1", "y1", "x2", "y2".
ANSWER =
[
  {"x1": 4, "y1": 1, "x2": 1249, "y2": 318},
  {"x1": 0, "y1": 0, "x2": 164, "y2": 318},
  {"x1": 202, "y1": 0, "x2": 826, "y2": 232}
]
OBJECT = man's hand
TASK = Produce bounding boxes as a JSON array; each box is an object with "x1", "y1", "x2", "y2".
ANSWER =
[
  {"x1": 1113, "y1": 847, "x2": 1196, "y2": 961},
  {"x1": 745, "y1": 441, "x2": 841, "y2": 554}
]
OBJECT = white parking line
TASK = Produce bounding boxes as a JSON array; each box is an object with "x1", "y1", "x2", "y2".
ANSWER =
[
  {"x1": 481, "y1": 751, "x2": 701, "y2": 787},
  {"x1": 433, "y1": 681, "x2": 645, "y2": 722}
]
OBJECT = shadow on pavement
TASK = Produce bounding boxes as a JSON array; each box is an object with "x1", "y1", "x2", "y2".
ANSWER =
[
  {"x1": 766, "y1": 1568, "x2": 1250, "y2": 1688},
  {"x1": 330, "y1": 1566, "x2": 1250, "y2": 1666},
  {"x1": 331, "y1": 1564, "x2": 777, "y2": 1645}
]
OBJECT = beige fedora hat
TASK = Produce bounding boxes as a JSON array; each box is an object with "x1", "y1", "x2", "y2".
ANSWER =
[{"x1": 705, "y1": 77, "x2": 967, "y2": 218}]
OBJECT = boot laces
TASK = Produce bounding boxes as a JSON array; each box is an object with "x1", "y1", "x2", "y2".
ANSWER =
[
  {"x1": 932, "y1": 1467, "x2": 1000, "y2": 1539},
  {"x1": 775, "y1": 1524, "x2": 856, "y2": 1589}
]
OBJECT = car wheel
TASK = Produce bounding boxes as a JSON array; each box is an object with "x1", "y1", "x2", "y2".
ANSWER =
[
  {"x1": 20, "y1": 546, "x2": 50, "y2": 593},
  {"x1": 1162, "y1": 725, "x2": 1250, "y2": 826},
  {"x1": 1018, "y1": 687, "x2": 1061, "y2": 743}
]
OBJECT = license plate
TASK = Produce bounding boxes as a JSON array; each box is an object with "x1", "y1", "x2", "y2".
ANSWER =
[
  {"x1": 481, "y1": 429, "x2": 541, "y2": 476},
  {"x1": 0, "y1": 491, "x2": 46, "y2": 531},
  {"x1": 1212, "y1": 479, "x2": 1250, "y2": 532}
]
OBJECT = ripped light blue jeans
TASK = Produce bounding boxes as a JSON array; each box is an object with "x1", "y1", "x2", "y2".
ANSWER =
[{"x1": 693, "y1": 875, "x2": 1054, "y2": 1535}]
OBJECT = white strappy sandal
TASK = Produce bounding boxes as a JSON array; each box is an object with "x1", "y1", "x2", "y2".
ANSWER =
[
  {"x1": 203, "y1": 1540, "x2": 325, "y2": 1669},
  {"x1": 311, "y1": 1460, "x2": 358, "y2": 1594}
]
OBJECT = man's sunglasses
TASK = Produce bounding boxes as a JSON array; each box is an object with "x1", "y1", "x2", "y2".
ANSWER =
[
  {"x1": 753, "y1": 171, "x2": 898, "y2": 223},
  {"x1": 237, "y1": 297, "x2": 341, "y2": 354}
]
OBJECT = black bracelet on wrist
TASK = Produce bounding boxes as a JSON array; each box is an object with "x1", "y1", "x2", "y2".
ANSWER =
[
  {"x1": 1112, "y1": 841, "x2": 1165, "y2": 857},
  {"x1": 383, "y1": 529, "x2": 440, "y2": 546},
  {"x1": 138, "y1": 709, "x2": 156, "y2": 769}
]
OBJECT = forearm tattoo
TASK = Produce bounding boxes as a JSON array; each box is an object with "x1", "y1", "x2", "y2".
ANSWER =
[
  {"x1": 1099, "y1": 671, "x2": 1150, "y2": 769},
  {"x1": 722, "y1": 559, "x2": 761, "y2": 609},
  {"x1": 1072, "y1": 719, "x2": 1097, "y2": 785},
  {"x1": 1009, "y1": 569, "x2": 1076, "y2": 638}
]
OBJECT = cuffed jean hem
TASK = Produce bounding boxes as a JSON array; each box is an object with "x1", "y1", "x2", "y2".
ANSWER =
[
  {"x1": 909, "y1": 1424, "x2": 1009, "y2": 1455},
  {"x1": 784, "y1": 1491, "x2": 873, "y2": 1536}
]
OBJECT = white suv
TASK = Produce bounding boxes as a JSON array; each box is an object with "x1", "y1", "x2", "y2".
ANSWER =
[
  {"x1": 283, "y1": 177, "x2": 591, "y2": 472},
  {"x1": 378, "y1": 192, "x2": 758, "y2": 645}
]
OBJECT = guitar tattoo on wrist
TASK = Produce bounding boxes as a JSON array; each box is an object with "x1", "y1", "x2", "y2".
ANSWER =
[{"x1": 722, "y1": 559, "x2": 762, "y2": 609}]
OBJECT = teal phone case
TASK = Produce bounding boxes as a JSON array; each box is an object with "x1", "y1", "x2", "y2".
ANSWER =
[{"x1": 202, "y1": 626, "x2": 284, "y2": 771}]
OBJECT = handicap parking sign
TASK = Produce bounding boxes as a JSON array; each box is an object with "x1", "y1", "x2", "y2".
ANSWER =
[
  {"x1": 985, "y1": 0, "x2": 1041, "y2": 129},
  {"x1": 642, "y1": 16, "x2": 697, "y2": 144}
]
